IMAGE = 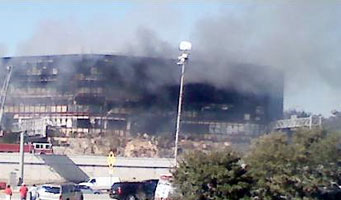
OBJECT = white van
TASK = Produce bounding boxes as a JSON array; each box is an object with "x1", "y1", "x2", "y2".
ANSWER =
[
  {"x1": 154, "y1": 174, "x2": 175, "y2": 200},
  {"x1": 79, "y1": 176, "x2": 120, "y2": 191},
  {"x1": 37, "y1": 183, "x2": 83, "y2": 200}
]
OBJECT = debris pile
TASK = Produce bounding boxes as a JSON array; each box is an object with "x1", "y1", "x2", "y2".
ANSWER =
[
  {"x1": 179, "y1": 139, "x2": 231, "y2": 154},
  {"x1": 124, "y1": 137, "x2": 158, "y2": 157},
  {"x1": 52, "y1": 133, "x2": 232, "y2": 157}
]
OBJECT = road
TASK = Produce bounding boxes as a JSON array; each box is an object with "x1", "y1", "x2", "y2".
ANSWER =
[{"x1": 0, "y1": 193, "x2": 112, "y2": 200}]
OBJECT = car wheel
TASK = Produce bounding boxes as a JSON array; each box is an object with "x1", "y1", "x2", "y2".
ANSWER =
[{"x1": 126, "y1": 195, "x2": 136, "y2": 200}]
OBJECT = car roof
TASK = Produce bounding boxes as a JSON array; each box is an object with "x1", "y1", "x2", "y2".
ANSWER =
[
  {"x1": 114, "y1": 181, "x2": 141, "y2": 184},
  {"x1": 41, "y1": 184, "x2": 61, "y2": 187},
  {"x1": 41, "y1": 183, "x2": 75, "y2": 187},
  {"x1": 143, "y1": 179, "x2": 158, "y2": 182}
]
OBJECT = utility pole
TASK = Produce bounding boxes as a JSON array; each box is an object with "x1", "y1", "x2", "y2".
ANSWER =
[{"x1": 19, "y1": 131, "x2": 25, "y2": 185}]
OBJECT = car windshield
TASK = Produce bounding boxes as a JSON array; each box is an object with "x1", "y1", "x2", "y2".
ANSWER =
[
  {"x1": 144, "y1": 180, "x2": 158, "y2": 189},
  {"x1": 41, "y1": 186, "x2": 60, "y2": 194},
  {"x1": 78, "y1": 185, "x2": 90, "y2": 189}
]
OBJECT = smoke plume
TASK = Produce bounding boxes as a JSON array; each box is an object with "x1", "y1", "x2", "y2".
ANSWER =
[
  {"x1": 14, "y1": 2, "x2": 341, "y2": 115},
  {"x1": 189, "y1": 3, "x2": 341, "y2": 115}
]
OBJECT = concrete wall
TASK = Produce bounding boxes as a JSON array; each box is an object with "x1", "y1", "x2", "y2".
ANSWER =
[
  {"x1": 0, "y1": 153, "x2": 65, "y2": 185},
  {"x1": 0, "y1": 153, "x2": 175, "y2": 184}
]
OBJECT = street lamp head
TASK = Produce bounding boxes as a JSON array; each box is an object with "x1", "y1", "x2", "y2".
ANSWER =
[{"x1": 179, "y1": 41, "x2": 192, "y2": 51}]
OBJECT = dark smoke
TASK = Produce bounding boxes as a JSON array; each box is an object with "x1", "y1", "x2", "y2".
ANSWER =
[
  {"x1": 13, "y1": 2, "x2": 341, "y2": 115},
  {"x1": 123, "y1": 28, "x2": 176, "y2": 58}
]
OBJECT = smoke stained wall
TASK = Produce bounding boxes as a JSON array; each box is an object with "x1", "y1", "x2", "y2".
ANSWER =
[{"x1": 0, "y1": 54, "x2": 283, "y2": 139}]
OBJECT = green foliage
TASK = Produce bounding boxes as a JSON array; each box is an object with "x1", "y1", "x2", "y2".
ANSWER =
[
  {"x1": 0, "y1": 132, "x2": 18, "y2": 143},
  {"x1": 245, "y1": 129, "x2": 341, "y2": 199},
  {"x1": 324, "y1": 114, "x2": 341, "y2": 131},
  {"x1": 172, "y1": 148, "x2": 253, "y2": 200},
  {"x1": 171, "y1": 129, "x2": 341, "y2": 199}
]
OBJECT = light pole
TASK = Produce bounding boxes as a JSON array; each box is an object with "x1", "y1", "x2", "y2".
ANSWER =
[
  {"x1": 174, "y1": 41, "x2": 192, "y2": 164},
  {"x1": 19, "y1": 131, "x2": 25, "y2": 185}
]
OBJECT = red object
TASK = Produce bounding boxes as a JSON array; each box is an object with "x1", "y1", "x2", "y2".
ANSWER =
[
  {"x1": 31, "y1": 143, "x2": 54, "y2": 154},
  {"x1": 117, "y1": 186, "x2": 122, "y2": 195},
  {"x1": 0, "y1": 182, "x2": 6, "y2": 189},
  {"x1": 0, "y1": 143, "x2": 53, "y2": 154},
  {"x1": 19, "y1": 185, "x2": 28, "y2": 197},
  {"x1": 4, "y1": 187, "x2": 12, "y2": 195},
  {"x1": 0, "y1": 143, "x2": 32, "y2": 153}
]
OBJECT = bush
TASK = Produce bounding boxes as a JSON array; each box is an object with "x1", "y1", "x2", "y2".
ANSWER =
[
  {"x1": 172, "y1": 148, "x2": 253, "y2": 200},
  {"x1": 172, "y1": 129, "x2": 341, "y2": 199},
  {"x1": 245, "y1": 129, "x2": 341, "y2": 199}
]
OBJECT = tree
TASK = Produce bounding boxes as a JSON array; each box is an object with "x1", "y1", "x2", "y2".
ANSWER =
[
  {"x1": 172, "y1": 148, "x2": 253, "y2": 200},
  {"x1": 284, "y1": 109, "x2": 311, "y2": 119},
  {"x1": 324, "y1": 111, "x2": 341, "y2": 131},
  {"x1": 245, "y1": 129, "x2": 341, "y2": 199}
]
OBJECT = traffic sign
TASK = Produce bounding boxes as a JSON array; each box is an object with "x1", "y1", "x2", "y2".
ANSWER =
[{"x1": 107, "y1": 151, "x2": 116, "y2": 174}]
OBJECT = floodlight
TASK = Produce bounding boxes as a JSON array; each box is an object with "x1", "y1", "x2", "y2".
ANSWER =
[{"x1": 179, "y1": 41, "x2": 192, "y2": 51}]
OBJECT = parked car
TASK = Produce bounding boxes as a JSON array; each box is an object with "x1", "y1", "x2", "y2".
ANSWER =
[
  {"x1": 79, "y1": 176, "x2": 120, "y2": 191},
  {"x1": 315, "y1": 183, "x2": 341, "y2": 199},
  {"x1": 76, "y1": 185, "x2": 101, "y2": 194},
  {"x1": 109, "y1": 179, "x2": 158, "y2": 200},
  {"x1": 37, "y1": 183, "x2": 83, "y2": 200}
]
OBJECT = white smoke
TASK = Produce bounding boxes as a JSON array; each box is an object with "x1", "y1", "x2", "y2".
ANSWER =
[
  {"x1": 189, "y1": 2, "x2": 341, "y2": 116},
  {"x1": 16, "y1": 5, "x2": 180, "y2": 57}
]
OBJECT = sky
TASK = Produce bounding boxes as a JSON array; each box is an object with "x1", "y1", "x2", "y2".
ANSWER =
[
  {"x1": 0, "y1": 1, "x2": 340, "y2": 116},
  {"x1": 0, "y1": 1, "x2": 217, "y2": 54}
]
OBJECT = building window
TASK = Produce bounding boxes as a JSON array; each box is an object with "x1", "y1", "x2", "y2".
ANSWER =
[{"x1": 244, "y1": 114, "x2": 251, "y2": 121}]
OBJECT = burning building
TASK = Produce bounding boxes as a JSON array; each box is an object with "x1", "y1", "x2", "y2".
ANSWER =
[{"x1": 0, "y1": 54, "x2": 283, "y2": 142}]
